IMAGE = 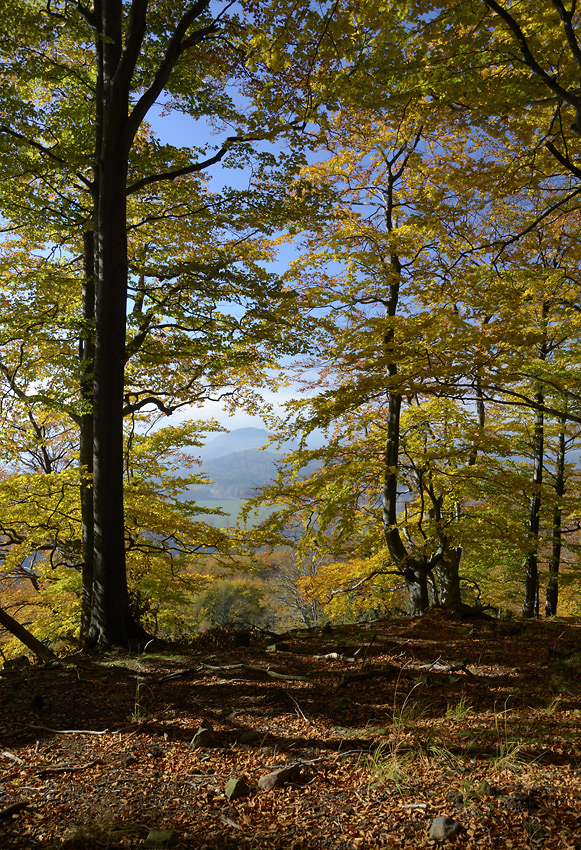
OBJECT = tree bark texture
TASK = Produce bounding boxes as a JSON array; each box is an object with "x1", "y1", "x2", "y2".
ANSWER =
[
  {"x1": 86, "y1": 0, "x2": 145, "y2": 646},
  {"x1": 435, "y1": 548, "x2": 462, "y2": 609},
  {"x1": 379, "y1": 139, "x2": 445, "y2": 616},
  {"x1": 523, "y1": 313, "x2": 547, "y2": 619}
]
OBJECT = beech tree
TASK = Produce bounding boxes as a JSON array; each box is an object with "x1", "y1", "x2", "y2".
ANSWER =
[
  {"x1": 0, "y1": 0, "x2": 350, "y2": 646},
  {"x1": 245, "y1": 63, "x2": 581, "y2": 615}
]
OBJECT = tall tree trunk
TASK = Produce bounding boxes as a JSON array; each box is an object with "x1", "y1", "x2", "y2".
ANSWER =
[
  {"x1": 381, "y1": 275, "x2": 432, "y2": 614},
  {"x1": 80, "y1": 229, "x2": 95, "y2": 640},
  {"x1": 85, "y1": 0, "x2": 146, "y2": 646},
  {"x1": 545, "y1": 419, "x2": 565, "y2": 616},
  {"x1": 523, "y1": 394, "x2": 544, "y2": 618},
  {"x1": 379, "y1": 130, "x2": 443, "y2": 616}
]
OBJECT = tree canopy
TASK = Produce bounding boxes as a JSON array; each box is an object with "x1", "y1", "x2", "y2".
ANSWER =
[{"x1": 1, "y1": 0, "x2": 581, "y2": 654}]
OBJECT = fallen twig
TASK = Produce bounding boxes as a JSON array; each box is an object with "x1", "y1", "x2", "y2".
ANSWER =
[
  {"x1": 147, "y1": 668, "x2": 196, "y2": 684},
  {"x1": 33, "y1": 759, "x2": 102, "y2": 777},
  {"x1": 1, "y1": 750, "x2": 24, "y2": 764},
  {"x1": 355, "y1": 633, "x2": 377, "y2": 669},
  {"x1": 422, "y1": 660, "x2": 481, "y2": 681},
  {"x1": 286, "y1": 692, "x2": 312, "y2": 724},
  {"x1": 200, "y1": 662, "x2": 313, "y2": 684},
  {"x1": 27, "y1": 725, "x2": 109, "y2": 735}
]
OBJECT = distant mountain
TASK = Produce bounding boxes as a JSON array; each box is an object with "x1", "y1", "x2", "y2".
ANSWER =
[
  {"x1": 199, "y1": 428, "x2": 271, "y2": 461},
  {"x1": 189, "y1": 447, "x2": 280, "y2": 499},
  {"x1": 185, "y1": 427, "x2": 321, "y2": 500}
]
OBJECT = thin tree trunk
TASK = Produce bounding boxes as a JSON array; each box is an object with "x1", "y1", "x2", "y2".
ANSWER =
[
  {"x1": 381, "y1": 271, "x2": 432, "y2": 613},
  {"x1": 0, "y1": 607, "x2": 56, "y2": 661},
  {"x1": 523, "y1": 306, "x2": 548, "y2": 619},
  {"x1": 523, "y1": 394, "x2": 544, "y2": 618},
  {"x1": 379, "y1": 131, "x2": 443, "y2": 616},
  {"x1": 545, "y1": 419, "x2": 565, "y2": 616}
]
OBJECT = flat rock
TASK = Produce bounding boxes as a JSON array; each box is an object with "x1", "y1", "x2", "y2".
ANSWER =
[
  {"x1": 258, "y1": 763, "x2": 302, "y2": 790},
  {"x1": 428, "y1": 816, "x2": 462, "y2": 841}
]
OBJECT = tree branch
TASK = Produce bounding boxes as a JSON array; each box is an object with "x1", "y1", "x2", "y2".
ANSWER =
[
  {"x1": 0, "y1": 126, "x2": 93, "y2": 190},
  {"x1": 484, "y1": 0, "x2": 581, "y2": 128},
  {"x1": 546, "y1": 140, "x2": 581, "y2": 179},
  {"x1": 114, "y1": 0, "x2": 148, "y2": 92},
  {"x1": 63, "y1": 0, "x2": 97, "y2": 28},
  {"x1": 126, "y1": 144, "x2": 230, "y2": 194},
  {"x1": 550, "y1": 0, "x2": 581, "y2": 69},
  {"x1": 124, "y1": 0, "x2": 214, "y2": 149},
  {"x1": 126, "y1": 129, "x2": 287, "y2": 194}
]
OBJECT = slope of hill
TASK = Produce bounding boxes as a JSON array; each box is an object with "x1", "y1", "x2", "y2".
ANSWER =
[
  {"x1": 189, "y1": 447, "x2": 280, "y2": 499},
  {"x1": 184, "y1": 428, "x2": 320, "y2": 525},
  {"x1": 199, "y1": 427, "x2": 272, "y2": 461},
  {"x1": 4, "y1": 615, "x2": 580, "y2": 849}
]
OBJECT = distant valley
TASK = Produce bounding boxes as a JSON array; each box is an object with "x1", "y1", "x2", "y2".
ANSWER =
[
  {"x1": 182, "y1": 427, "x2": 321, "y2": 527},
  {"x1": 185, "y1": 428, "x2": 294, "y2": 527},
  {"x1": 190, "y1": 427, "x2": 287, "y2": 499}
]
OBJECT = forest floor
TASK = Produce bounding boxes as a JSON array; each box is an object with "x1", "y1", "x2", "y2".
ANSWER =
[{"x1": 0, "y1": 609, "x2": 580, "y2": 849}]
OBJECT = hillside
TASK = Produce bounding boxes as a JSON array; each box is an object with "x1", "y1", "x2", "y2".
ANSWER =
[
  {"x1": 198, "y1": 428, "x2": 273, "y2": 461},
  {"x1": 1, "y1": 611, "x2": 580, "y2": 848},
  {"x1": 189, "y1": 447, "x2": 281, "y2": 499},
  {"x1": 189, "y1": 427, "x2": 319, "y2": 501}
]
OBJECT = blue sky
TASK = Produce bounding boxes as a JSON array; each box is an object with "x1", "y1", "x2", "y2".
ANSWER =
[{"x1": 149, "y1": 104, "x2": 306, "y2": 432}]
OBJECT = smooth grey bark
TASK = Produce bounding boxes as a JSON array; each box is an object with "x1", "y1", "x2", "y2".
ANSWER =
[
  {"x1": 403, "y1": 566, "x2": 430, "y2": 614},
  {"x1": 435, "y1": 548, "x2": 462, "y2": 609},
  {"x1": 545, "y1": 419, "x2": 566, "y2": 616}
]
